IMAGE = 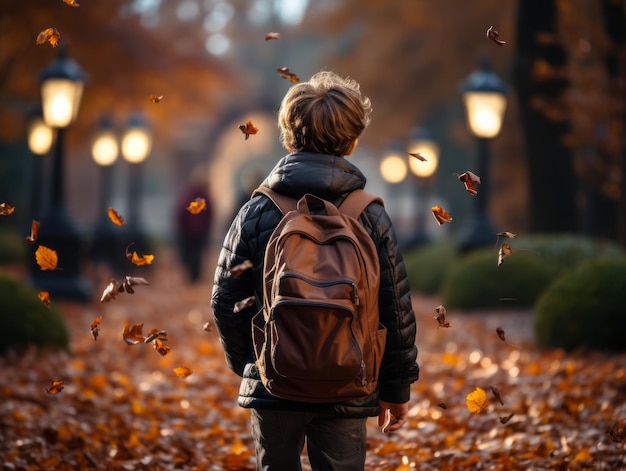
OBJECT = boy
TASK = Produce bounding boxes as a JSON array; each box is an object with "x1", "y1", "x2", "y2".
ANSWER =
[{"x1": 212, "y1": 71, "x2": 419, "y2": 470}]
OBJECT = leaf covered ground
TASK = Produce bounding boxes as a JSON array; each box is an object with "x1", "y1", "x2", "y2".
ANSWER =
[{"x1": 1, "y1": 254, "x2": 625, "y2": 470}]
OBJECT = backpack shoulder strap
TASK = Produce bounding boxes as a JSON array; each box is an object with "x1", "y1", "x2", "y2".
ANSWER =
[
  {"x1": 339, "y1": 189, "x2": 384, "y2": 220},
  {"x1": 252, "y1": 186, "x2": 297, "y2": 216}
]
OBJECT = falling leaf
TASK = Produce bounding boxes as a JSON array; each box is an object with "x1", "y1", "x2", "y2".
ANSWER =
[
  {"x1": 431, "y1": 205, "x2": 452, "y2": 225},
  {"x1": 434, "y1": 304, "x2": 450, "y2": 328},
  {"x1": 276, "y1": 67, "x2": 300, "y2": 83},
  {"x1": 233, "y1": 296, "x2": 255, "y2": 313},
  {"x1": 91, "y1": 316, "x2": 102, "y2": 341},
  {"x1": 437, "y1": 403, "x2": 447, "y2": 410},
  {"x1": 407, "y1": 152, "x2": 427, "y2": 162},
  {"x1": 149, "y1": 95, "x2": 164, "y2": 103},
  {"x1": 496, "y1": 231, "x2": 517, "y2": 239},
  {"x1": 499, "y1": 413, "x2": 514, "y2": 424},
  {"x1": 25, "y1": 220, "x2": 40, "y2": 244},
  {"x1": 489, "y1": 385, "x2": 504, "y2": 405},
  {"x1": 203, "y1": 321, "x2": 213, "y2": 332},
  {"x1": 0, "y1": 202, "x2": 15, "y2": 215},
  {"x1": 186, "y1": 197, "x2": 207, "y2": 214},
  {"x1": 152, "y1": 338, "x2": 171, "y2": 356},
  {"x1": 35, "y1": 245, "x2": 59, "y2": 271},
  {"x1": 100, "y1": 278, "x2": 122, "y2": 303},
  {"x1": 36, "y1": 28, "x2": 61, "y2": 47},
  {"x1": 63, "y1": 0, "x2": 79, "y2": 6},
  {"x1": 265, "y1": 32, "x2": 281, "y2": 41},
  {"x1": 144, "y1": 329, "x2": 167, "y2": 344},
  {"x1": 108, "y1": 207, "x2": 126, "y2": 226},
  {"x1": 173, "y1": 366, "x2": 193, "y2": 378},
  {"x1": 230, "y1": 260, "x2": 253, "y2": 278},
  {"x1": 497, "y1": 243, "x2": 514, "y2": 267},
  {"x1": 122, "y1": 320, "x2": 145, "y2": 345},
  {"x1": 131, "y1": 251, "x2": 154, "y2": 266},
  {"x1": 238, "y1": 120, "x2": 259, "y2": 140},
  {"x1": 496, "y1": 327, "x2": 506, "y2": 342},
  {"x1": 121, "y1": 275, "x2": 149, "y2": 295},
  {"x1": 38, "y1": 291, "x2": 51, "y2": 307},
  {"x1": 466, "y1": 387, "x2": 489, "y2": 413},
  {"x1": 46, "y1": 380, "x2": 64, "y2": 395},
  {"x1": 486, "y1": 26, "x2": 506, "y2": 46},
  {"x1": 454, "y1": 171, "x2": 481, "y2": 195}
]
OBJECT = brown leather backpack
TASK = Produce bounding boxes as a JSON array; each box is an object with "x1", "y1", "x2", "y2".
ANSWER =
[{"x1": 251, "y1": 188, "x2": 387, "y2": 402}]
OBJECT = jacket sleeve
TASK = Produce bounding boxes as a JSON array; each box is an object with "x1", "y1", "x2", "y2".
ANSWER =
[
  {"x1": 361, "y1": 203, "x2": 420, "y2": 404},
  {"x1": 211, "y1": 197, "x2": 282, "y2": 377}
]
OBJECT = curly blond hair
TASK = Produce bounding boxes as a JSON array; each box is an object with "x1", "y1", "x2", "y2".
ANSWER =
[{"x1": 278, "y1": 71, "x2": 372, "y2": 156}]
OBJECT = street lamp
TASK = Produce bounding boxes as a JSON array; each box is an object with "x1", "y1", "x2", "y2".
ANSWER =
[
  {"x1": 121, "y1": 113, "x2": 152, "y2": 254},
  {"x1": 30, "y1": 45, "x2": 92, "y2": 301},
  {"x1": 458, "y1": 57, "x2": 508, "y2": 251},
  {"x1": 27, "y1": 110, "x2": 55, "y2": 220},
  {"x1": 90, "y1": 115, "x2": 123, "y2": 274},
  {"x1": 379, "y1": 140, "x2": 407, "y2": 185},
  {"x1": 407, "y1": 127, "x2": 440, "y2": 247}
]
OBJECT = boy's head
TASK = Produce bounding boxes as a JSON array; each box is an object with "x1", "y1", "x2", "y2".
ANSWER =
[{"x1": 278, "y1": 71, "x2": 372, "y2": 156}]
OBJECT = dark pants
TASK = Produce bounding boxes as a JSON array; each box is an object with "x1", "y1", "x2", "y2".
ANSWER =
[{"x1": 251, "y1": 409, "x2": 367, "y2": 471}]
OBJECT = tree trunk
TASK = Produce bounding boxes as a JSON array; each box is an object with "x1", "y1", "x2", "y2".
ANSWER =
[{"x1": 513, "y1": 0, "x2": 578, "y2": 233}]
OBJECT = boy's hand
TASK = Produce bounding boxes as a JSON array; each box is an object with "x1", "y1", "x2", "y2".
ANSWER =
[{"x1": 378, "y1": 401, "x2": 409, "y2": 433}]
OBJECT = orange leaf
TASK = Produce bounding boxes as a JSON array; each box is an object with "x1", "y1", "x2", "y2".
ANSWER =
[
  {"x1": 186, "y1": 197, "x2": 207, "y2": 214},
  {"x1": 46, "y1": 380, "x2": 64, "y2": 395},
  {"x1": 173, "y1": 366, "x2": 193, "y2": 378},
  {"x1": 122, "y1": 320, "x2": 145, "y2": 345},
  {"x1": 108, "y1": 207, "x2": 126, "y2": 226},
  {"x1": 38, "y1": 291, "x2": 51, "y2": 307},
  {"x1": 455, "y1": 171, "x2": 481, "y2": 195},
  {"x1": 0, "y1": 202, "x2": 15, "y2": 215},
  {"x1": 265, "y1": 31, "x2": 281, "y2": 41},
  {"x1": 434, "y1": 304, "x2": 450, "y2": 328},
  {"x1": 63, "y1": 0, "x2": 80, "y2": 6},
  {"x1": 131, "y1": 251, "x2": 154, "y2": 266},
  {"x1": 276, "y1": 67, "x2": 300, "y2": 83},
  {"x1": 152, "y1": 338, "x2": 171, "y2": 356},
  {"x1": 466, "y1": 387, "x2": 489, "y2": 413},
  {"x1": 149, "y1": 95, "x2": 164, "y2": 103},
  {"x1": 497, "y1": 242, "x2": 514, "y2": 267},
  {"x1": 35, "y1": 245, "x2": 59, "y2": 271},
  {"x1": 36, "y1": 27, "x2": 61, "y2": 47},
  {"x1": 431, "y1": 205, "x2": 452, "y2": 225},
  {"x1": 91, "y1": 316, "x2": 102, "y2": 341},
  {"x1": 238, "y1": 120, "x2": 259, "y2": 140},
  {"x1": 100, "y1": 278, "x2": 122, "y2": 302},
  {"x1": 25, "y1": 220, "x2": 40, "y2": 244}
]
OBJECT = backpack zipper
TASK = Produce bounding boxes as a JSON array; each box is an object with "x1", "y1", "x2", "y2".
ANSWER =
[{"x1": 280, "y1": 272, "x2": 359, "y2": 305}]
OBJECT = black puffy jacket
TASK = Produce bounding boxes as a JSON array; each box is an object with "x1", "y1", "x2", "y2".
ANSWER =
[{"x1": 211, "y1": 152, "x2": 419, "y2": 418}]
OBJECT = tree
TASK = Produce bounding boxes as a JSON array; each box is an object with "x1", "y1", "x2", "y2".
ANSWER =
[{"x1": 512, "y1": 0, "x2": 578, "y2": 234}]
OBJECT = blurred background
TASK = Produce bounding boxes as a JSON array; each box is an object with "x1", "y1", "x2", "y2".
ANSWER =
[{"x1": 1, "y1": 0, "x2": 625, "y2": 299}]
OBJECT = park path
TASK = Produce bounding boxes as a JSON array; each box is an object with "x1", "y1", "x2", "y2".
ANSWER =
[{"x1": 1, "y1": 247, "x2": 624, "y2": 470}]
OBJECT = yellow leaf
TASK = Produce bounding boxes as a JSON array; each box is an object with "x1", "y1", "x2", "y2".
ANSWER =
[
  {"x1": 35, "y1": 245, "x2": 59, "y2": 271},
  {"x1": 173, "y1": 366, "x2": 193, "y2": 378},
  {"x1": 38, "y1": 291, "x2": 51, "y2": 307},
  {"x1": 131, "y1": 251, "x2": 154, "y2": 266},
  {"x1": 108, "y1": 207, "x2": 126, "y2": 226},
  {"x1": 466, "y1": 387, "x2": 489, "y2": 413},
  {"x1": 186, "y1": 197, "x2": 207, "y2": 214}
]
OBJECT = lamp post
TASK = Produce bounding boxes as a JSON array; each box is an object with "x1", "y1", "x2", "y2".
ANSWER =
[
  {"x1": 407, "y1": 127, "x2": 440, "y2": 247},
  {"x1": 30, "y1": 46, "x2": 92, "y2": 301},
  {"x1": 121, "y1": 114, "x2": 152, "y2": 254},
  {"x1": 27, "y1": 110, "x2": 55, "y2": 220},
  {"x1": 458, "y1": 58, "x2": 508, "y2": 252},
  {"x1": 90, "y1": 115, "x2": 123, "y2": 274}
]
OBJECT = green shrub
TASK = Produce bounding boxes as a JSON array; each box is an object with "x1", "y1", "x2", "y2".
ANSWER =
[
  {"x1": 0, "y1": 273, "x2": 69, "y2": 353},
  {"x1": 534, "y1": 257, "x2": 626, "y2": 351},
  {"x1": 0, "y1": 227, "x2": 27, "y2": 264},
  {"x1": 513, "y1": 234, "x2": 624, "y2": 276},
  {"x1": 404, "y1": 239, "x2": 458, "y2": 295},
  {"x1": 440, "y1": 247, "x2": 553, "y2": 309}
]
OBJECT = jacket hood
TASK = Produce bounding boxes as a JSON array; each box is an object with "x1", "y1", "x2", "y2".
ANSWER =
[{"x1": 261, "y1": 152, "x2": 367, "y2": 201}]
